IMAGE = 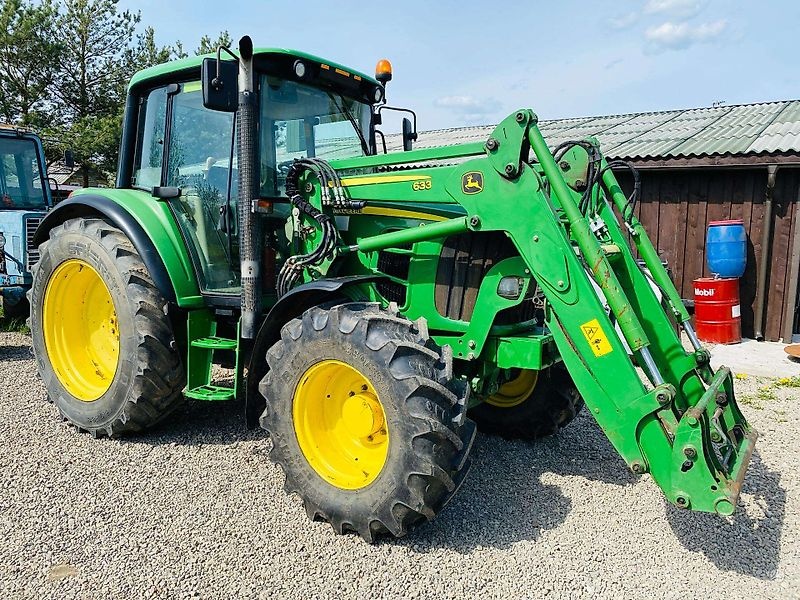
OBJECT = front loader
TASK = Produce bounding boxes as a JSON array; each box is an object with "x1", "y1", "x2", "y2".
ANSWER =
[{"x1": 29, "y1": 37, "x2": 755, "y2": 541}]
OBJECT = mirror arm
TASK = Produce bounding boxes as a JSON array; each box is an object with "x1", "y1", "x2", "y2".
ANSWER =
[
  {"x1": 376, "y1": 105, "x2": 418, "y2": 139},
  {"x1": 374, "y1": 129, "x2": 387, "y2": 154},
  {"x1": 213, "y1": 45, "x2": 239, "y2": 89}
]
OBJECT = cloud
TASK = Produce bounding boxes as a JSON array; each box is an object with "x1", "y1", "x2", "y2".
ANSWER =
[
  {"x1": 434, "y1": 95, "x2": 502, "y2": 124},
  {"x1": 607, "y1": 12, "x2": 639, "y2": 30},
  {"x1": 644, "y1": 19, "x2": 727, "y2": 52},
  {"x1": 644, "y1": 0, "x2": 706, "y2": 19}
]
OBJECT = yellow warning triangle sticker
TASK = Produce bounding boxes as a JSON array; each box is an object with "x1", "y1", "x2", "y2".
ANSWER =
[{"x1": 580, "y1": 318, "x2": 613, "y2": 357}]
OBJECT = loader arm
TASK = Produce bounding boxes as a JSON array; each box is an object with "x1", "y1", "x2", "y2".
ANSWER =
[{"x1": 324, "y1": 110, "x2": 755, "y2": 515}]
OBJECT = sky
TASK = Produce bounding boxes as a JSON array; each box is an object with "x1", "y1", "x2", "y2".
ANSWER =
[{"x1": 119, "y1": 0, "x2": 799, "y2": 134}]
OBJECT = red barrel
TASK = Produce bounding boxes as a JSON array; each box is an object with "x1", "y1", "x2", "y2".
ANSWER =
[{"x1": 693, "y1": 277, "x2": 741, "y2": 344}]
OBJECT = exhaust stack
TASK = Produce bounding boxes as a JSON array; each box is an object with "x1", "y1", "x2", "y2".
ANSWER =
[{"x1": 236, "y1": 36, "x2": 261, "y2": 339}]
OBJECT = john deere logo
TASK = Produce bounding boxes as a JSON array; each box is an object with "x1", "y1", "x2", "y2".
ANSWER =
[{"x1": 462, "y1": 171, "x2": 483, "y2": 194}]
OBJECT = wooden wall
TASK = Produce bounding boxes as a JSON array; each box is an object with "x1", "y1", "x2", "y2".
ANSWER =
[{"x1": 615, "y1": 167, "x2": 800, "y2": 342}]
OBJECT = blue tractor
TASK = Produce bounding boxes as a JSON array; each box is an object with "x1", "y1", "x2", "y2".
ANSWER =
[{"x1": 0, "y1": 127, "x2": 53, "y2": 318}]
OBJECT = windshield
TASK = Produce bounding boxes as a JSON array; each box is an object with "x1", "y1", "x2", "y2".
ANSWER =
[
  {"x1": 0, "y1": 136, "x2": 47, "y2": 209},
  {"x1": 258, "y1": 76, "x2": 372, "y2": 197}
]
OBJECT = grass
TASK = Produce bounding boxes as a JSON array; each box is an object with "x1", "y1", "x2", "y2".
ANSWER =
[
  {"x1": 739, "y1": 375, "x2": 800, "y2": 410},
  {"x1": 757, "y1": 385, "x2": 778, "y2": 402},
  {"x1": 738, "y1": 379, "x2": 780, "y2": 409},
  {"x1": 0, "y1": 305, "x2": 30, "y2": 334},
  {"x1": 775, "y1": 375, "x2": 800, "y2": 388}
]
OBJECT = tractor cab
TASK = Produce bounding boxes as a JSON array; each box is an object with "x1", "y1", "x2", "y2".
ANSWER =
[
  {"x1": 0, "y1": 128, "x2": 52, "y2": 315},
  {"x1": 124, "y1": 49, "x2": 381, "y2": 299}
]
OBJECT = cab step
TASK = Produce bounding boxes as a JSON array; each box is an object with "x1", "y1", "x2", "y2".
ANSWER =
[
  {"x1": 185, "y1": 384, "x2": 236, "y2": 401},
  {"x1": 185, "y1": 311, "x2": 241, "y2": 402}
]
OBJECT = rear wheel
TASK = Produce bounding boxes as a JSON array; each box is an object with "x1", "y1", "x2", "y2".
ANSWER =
[
  {"x1": 29, "y1": 217, "x2": 185, "y2": 436},
  {"x1": 259, "y1": 303, "x2": 476, "y2": 542},
  {"x1": 469, "y1": 366, "x2": 584, "y2": 440}
]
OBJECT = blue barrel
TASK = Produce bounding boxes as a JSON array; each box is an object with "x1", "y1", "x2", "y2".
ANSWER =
[{"x1": 706, "y1": 219, "x2": 747, "y2": 278}]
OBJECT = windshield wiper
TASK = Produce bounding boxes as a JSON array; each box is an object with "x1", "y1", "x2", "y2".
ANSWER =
[{"x1": 327, "y1": 92, "x2": 369, "y2": 156}]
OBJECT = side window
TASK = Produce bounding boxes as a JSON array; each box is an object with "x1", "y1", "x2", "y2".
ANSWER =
[
  {"x1": 31, "y1": 151, "x2": 43, "y2": 190},
  {"x1": 1, "y1": 154, "x2": 18, "y2": 188},
  {"x1": 166, "y1": 83, "x2": 237, "y2": 194},
  {"x1": 132, "y1": 86, "x2": 168, "y2": 188},
  {"x1": 166, "y1": 83, "x2": 239, "y2": 293}
]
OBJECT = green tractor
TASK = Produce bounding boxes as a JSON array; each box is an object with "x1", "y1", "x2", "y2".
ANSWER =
[{"x1": 29, "y1": 37, "x2": 755, "y2": 541}]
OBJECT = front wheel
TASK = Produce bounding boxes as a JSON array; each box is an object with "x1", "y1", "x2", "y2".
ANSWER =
[
  {"x1": 468, "y1": 366, "x2": 584, "y2": 440},
  {"x1": 29, "y1": 217, "x2": 185, "y2": 436},
  {"x1": 259, "y1": 303, "x2": 476, "y2": 542}
]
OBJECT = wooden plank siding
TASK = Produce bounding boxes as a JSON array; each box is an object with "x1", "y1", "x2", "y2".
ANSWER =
[{"x1": 615, "y1": 167, "x2": 800, "y2": 341}]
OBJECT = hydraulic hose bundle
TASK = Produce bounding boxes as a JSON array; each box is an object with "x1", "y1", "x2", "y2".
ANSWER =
[
  {"x1": 551, "y1": 140, "x2": 641, "y2": 224},
  {"x1": 277, "y1": 159, "x2": 345, "y2": 297}
]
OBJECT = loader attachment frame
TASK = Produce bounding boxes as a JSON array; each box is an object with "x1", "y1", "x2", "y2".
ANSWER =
[{"x1": 488, "y1": 110, "x2": 755, "y2": 513}]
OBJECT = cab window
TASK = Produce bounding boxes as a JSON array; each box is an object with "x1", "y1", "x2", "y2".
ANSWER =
[
  {"x1": 0, "y1": 137, "x2": 48, "y2": 209},
  {"x1": 133, "y1": 82, "x2": 239, "y2": 294},
  {"x1": 167, "y1": 82, "x2": 239, "y2": 293},
  {"x1": 259, "y1": 76, "x2": 371, "y2": 197}
]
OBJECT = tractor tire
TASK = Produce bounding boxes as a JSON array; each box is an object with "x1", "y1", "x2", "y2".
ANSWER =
[
  {"x1": 1, "y1": 296, "x2": 29, "y2": 319},
  {"x1": 468, "y1": 365, "x2": 584, "y2": 441},
  {"x1": 259, "y1": 302, "x2": 476, "y2": 542},
  {"x1": 28, "y1": 217, "x2": 185, "y2": 437}
]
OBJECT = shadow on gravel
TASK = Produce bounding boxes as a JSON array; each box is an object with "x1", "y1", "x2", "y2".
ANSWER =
[
  {"x1": 665, "y1": 450, "x2": 786, "y2": 580},
  {"x1": 121, "y1": 395, "x2": 266, "y2": 447},
  {"x1": 401, "y1": 413, "x2": 636, "y2": 553},
  {"x1": 0, "y1": 344, "x2": 34, "y2": 362}
]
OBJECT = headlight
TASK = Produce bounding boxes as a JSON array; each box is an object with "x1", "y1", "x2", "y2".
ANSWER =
[
  {"x1": 293, "y1": 60, "x2": 306, "y2": 78},
  {"x1": 373, "y1": 86, "x2": 384, "y2": 103},
  {"x1": 497, "y1": 276, "x2": 523, "y2": 300}
]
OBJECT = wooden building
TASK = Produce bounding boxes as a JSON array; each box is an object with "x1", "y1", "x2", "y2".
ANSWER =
[{"x1": 389, "y1": 100, "x2": 800, "y2": 341}]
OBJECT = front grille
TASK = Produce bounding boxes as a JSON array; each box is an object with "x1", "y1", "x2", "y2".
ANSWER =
[
  {"x1": 375, "y1": 246, "x2": 411, "y2": 307},
  {"x1": 435, "y1": 231, "x2": 517, "y2": 321},
  {"x1": 25, "y1": 216, "x2": 43, "y2": 271},
  {"x1": 435, "y1": 231, "x2": 537, "y2": 325}
]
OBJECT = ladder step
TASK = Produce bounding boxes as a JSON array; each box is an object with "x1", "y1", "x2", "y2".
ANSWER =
[
  {"x1": 185, "y1": 385, "x2": 236, "y2": 401},
  {"x1": 190, "y1": 336, "x2": 238, "y2": 350}
]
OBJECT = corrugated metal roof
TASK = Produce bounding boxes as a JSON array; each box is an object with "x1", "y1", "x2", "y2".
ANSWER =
[{"x1": 385, "y1": 100, "x2": 800, "y2": 160}]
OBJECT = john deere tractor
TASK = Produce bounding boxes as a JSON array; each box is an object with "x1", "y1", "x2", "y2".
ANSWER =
[{"x1": 29, "y1": 37, "x2": 755, "y2": 541}]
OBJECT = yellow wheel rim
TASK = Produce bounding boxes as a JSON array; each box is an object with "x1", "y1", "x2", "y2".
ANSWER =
[
  {"x1": 487, "y1": 369, "x2": 539, "y2": 408},
  {"x1": 43, "y1": 259, "x2": 120, "y2": 402},
  {"x1": 293, "y1": 359, "x2": 389, "y2": 490}
]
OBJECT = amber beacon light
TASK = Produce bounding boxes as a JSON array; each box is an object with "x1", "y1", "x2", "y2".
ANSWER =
[{"x1": 375, "y1": 59, "x2": 392, "y2": 84}]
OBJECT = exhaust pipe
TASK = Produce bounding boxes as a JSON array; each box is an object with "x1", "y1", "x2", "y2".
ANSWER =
[{"x1": 237, "y1": 36, "x2": 262, "y2": 339}]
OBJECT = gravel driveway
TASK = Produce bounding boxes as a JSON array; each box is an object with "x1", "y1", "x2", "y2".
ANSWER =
[{"x1": 1, "y1": 330, "x2": 797, "y2": 599}]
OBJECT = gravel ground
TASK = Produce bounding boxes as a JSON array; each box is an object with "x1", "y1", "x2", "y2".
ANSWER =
[{"x1": 0, "y1": 330, "x2": 798, "y2": 599}]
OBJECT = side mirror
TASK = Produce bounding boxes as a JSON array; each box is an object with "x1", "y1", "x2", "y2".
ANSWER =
[
  {"x1": 402, "y1": 117, "x2": 417, "y2": 152},
  {"x1": 64, "y1": 150, "x2": 75, "y2": 169},
  {"x1": 202, "y1": 57, "x2": 238, "y2": 112}
]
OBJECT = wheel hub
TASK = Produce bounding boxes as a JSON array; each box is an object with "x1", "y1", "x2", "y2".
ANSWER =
[
  {"x1": 487, "y1": 369, "x2": 539, "y2": 408},
  {"x1": 342, "y1": 392, "x2": 385, "y2": 439},
  {"x1": 292, "y1": 359, "x2": 390, "y2": 490},
  {"x1": 42, "y1": 259, "x2": 120, "y2": 402}
]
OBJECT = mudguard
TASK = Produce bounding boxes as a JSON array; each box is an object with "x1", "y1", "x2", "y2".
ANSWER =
[
  {"x1": 244, "y1": 275, "x2": 382, "y2": 428},
  {"x1": 33, "y1": 191, "x2": 203, "y2": 308}
]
